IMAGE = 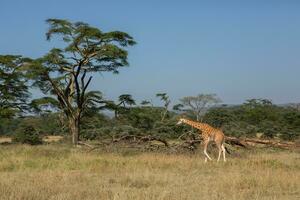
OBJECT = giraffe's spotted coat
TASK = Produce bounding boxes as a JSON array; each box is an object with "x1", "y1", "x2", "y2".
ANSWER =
[{"x1": 178, "y1": 118, "x2": 227, "y2": 162}]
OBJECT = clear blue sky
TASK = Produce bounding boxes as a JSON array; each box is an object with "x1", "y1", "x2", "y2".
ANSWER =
[{"x1": 1, "y1": 0, "x2": 300, "y2": 105}]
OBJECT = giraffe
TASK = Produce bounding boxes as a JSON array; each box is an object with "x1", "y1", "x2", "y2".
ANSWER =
[{"x1": 177, "y1": 118, "x2": 226, "y2": 162}]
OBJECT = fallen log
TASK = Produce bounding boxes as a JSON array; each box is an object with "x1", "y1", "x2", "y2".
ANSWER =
[
  {"x1": 81, "y1": 134, "x2": 297, "y2": 153},
  {"x1": 110, "y1": 134, "x2": 169, "y2": 147},
  {"x1": 77, "y1": 141, "x2": 95, "y2": 148},
  {"x1": 138, "y1": 135, "x2": 169, "y2": 147},
  {"x1": 225, "y1": 136, "x2": 248, "y2": 148},
  {"x1": 226, "y1": 136, "x2": 297, "y2": 149},
  {"x1": 112, "y1": 135, "x2": 137, "y2": 143},
  {"x1": 177, "y1": 136, "x2": 297, "y2": 150}
]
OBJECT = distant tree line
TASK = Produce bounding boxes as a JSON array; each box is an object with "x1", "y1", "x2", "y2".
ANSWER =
[{"x1": 1, "y1": 91, "x2": 300, "y2": 142}]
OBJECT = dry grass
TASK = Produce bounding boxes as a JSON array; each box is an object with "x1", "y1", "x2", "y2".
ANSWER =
[
  {"x1": 43, "y1": 136, "x2": 64, "y2": 143},
  {"x1": 0, "y1": 144, "x2": 299, "y2": 200},
  {"x1": 0, "y1": 137, "x2": 12, "y2": 144},
  {"x1": 0, "y1": 136, "x2": 63, "y2": 144}
]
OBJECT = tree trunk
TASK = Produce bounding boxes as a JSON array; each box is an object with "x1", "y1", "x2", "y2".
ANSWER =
[
  {"x1": 196, "y1": 114, "x2": 200, "y2": 122},
  {"x1": 69, "y1": 117, "x2": 80, "y2": 146},
  {"x1": 161, "y1": 110, "x2": 167, "y2": 122}
]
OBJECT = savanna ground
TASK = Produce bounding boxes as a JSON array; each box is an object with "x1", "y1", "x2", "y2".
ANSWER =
[{"x1": 0, "y1": 140, "x2": 299, "y2": 200}]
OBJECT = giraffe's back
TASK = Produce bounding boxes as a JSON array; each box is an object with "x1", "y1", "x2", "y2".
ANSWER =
[
  {"x1": 201, "y1": 127, "x2": 225, "y2": 143},
  {"x1": 183, "y1": 119, "x2": 225, "y2": 144},
  {"x1": 211, "y1": 129, "x2": 225, "y2": 144}
]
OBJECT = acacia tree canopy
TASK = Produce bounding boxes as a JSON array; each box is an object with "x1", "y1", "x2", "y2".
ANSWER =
[
  {"x1": 0, "y1": 55, "x2": 30, "y2": 118},
  {"x1": 177, "y1": 93, "x2": 221, "y2": 121}
]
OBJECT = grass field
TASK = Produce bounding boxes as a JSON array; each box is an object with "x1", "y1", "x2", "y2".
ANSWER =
[{"x1": 0, "y1": 144, "x2": 299, "y2": 200}]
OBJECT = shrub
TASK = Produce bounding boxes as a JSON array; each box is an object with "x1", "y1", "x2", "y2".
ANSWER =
[
  {"x1": 80, "y1": 127, "x2": 113, "y2": 140},
  {"x1": 13, "y1": 125, "x2": 42, "y2": 145}
]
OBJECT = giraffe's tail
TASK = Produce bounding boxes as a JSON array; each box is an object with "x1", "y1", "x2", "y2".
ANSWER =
[{"x1": 224, "y1": 146, "x2": 231, "y2": 154}]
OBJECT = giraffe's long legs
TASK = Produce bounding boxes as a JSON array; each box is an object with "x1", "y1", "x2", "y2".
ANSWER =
[
  {"x1": 217, "y1": 144, "x2": 222, "y2": 162},
  {"x1": 203, "y1": 141, "x2": 212, "y2": 162},
  {"x1": 221, "y1": 144, "x2": 226, "y2": 162}
]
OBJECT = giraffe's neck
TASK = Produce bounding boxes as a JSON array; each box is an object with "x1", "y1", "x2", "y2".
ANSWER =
[{"x1": 182, "y1": 119, "x2": 212, "y2": 132}]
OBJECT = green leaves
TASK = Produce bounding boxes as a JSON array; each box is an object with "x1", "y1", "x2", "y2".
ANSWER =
[
  {"x1": 30, "y1": 18, "x2": 136, "y2": 115},
  {"x1": 103, "y1": 31, "x2": 136, "y2": 46},
  {"x1": 156, "y1": 93, "x2": 171, "y2": 108},
  {"x1": 44, "y1": 18, "x2": 136, "y2": 74},
  {"x1": 30, "y1": 97, "x2": 60, "y2": 113},
  {"x1": 118, "y1": 94, "x2": 136, "y2": 107},
  {"x1": 141, "y1": 100, "x2": 152, "y2": 106},
  {"x1": 0, "y1": 55, "x2": 30, "y2": 118},
  {"x1": 83, "y1": 91, "x2": 104, "y2": 107},
  {"x1": 242, "y1": 99, "x2": 277, "y2": 124},
  {"x1": 45, "y1": 18, "x2": 73, "y2": 41}
]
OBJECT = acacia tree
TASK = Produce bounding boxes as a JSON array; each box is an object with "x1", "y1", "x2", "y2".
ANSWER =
[
  {"x1": 104, "y1": 94, "x2": 136, "y2": 119},
  {"x1": 175, "y1": 93, "x2": 221, "y2": 121},
  {"x1": 140, "y1": 100, "x2": 153, "y2": 107},
  {"x1": 156, "y1": 93, "x2": 171, "y2": 121},
  {"x1": 27, "y1": 19, "x2": 136, "y2": 145},
  {"x1": 0, "y1": 55, "x2": 30, "y2": 118}
]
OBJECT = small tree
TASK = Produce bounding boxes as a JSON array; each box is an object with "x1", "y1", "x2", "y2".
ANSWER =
[
  {"x1": 156, "y1": 93, "x2": 171, "y2": 121},
  {"x1": 176, "y1": 93, "x2": 221, "y2": 121},
  {"x1": 118, "y1": 94, "x2": 136, "y2": 108},
  {"x1": 103, "y1": 94, "x2": 135, "y2": 119},
  {"x1": 13, "y1": 125, "x2": 42, "y2": 145},
  {"x1": 26, "y1": 19, "x2": 136, "y2": 145}
]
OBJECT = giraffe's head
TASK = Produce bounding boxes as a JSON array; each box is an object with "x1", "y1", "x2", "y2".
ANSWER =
[{"x1": 176, "y1": 118, "x2": 186, "y2": 125}]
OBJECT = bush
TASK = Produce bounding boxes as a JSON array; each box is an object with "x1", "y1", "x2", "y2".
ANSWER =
[
  {"x1": 13, "y1": 125, "x2": 42, "y2": 145},
  {"x1": 80, "y1": 125, "x2": 141, "y2": 141},
  {"x1": 80, "y1": 127, "x2": 113, "y2": 140}
]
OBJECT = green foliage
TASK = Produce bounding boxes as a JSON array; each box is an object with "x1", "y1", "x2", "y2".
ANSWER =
[
  {"x1": 0, "y1": 113, "x2": 63, "y2": 136},
  {"x1": 118, "y1": 94, "x2": 136, "y2": 107},
  {"x1": 1, "y1": 95, "x2": 299, "y2": 142},
  {"x1": 241, "y1": 99, "x2": 277, "y2": 124},
  {"x1": 203, "y1": 99, "x2": 300, "y2": 140},
  {"x1": 78, "y1": 104, "x2": 181, "y2": 140},
  {"x1": 79, "y1": 113, "x2": 112, "y2": 140},
  {"x1": 141, "y1": 100, "x2": 152, "y2": 106},
  {"x1": 151, "y1": 119, "x2": 184, "y2": 139},
  {"x1": 156, "y1": 93, "x2": 171, "y2": 121},
  {"x1": 121, "y1": 107, "x2": 165, "y2": 130},
  {"x1": 13, "y1": 125, "x2": 42, "y2": 145},
  {"x1": 0, "y1": 118, "x2": 21, "y2": 136},
  {"x1": 30, "y1": 97, "x2": 60, "y2": 114},
  {"x1": 102, "y1": 94, "x2": 136, "y2": 119},
  {"x1": 38, "y1": 114, "x2": 65, "y2": 135},
  {"x1": 0, "y1": 55, "x2": 30, "y2": 118},
  {"x1": 156, "y1": 93, "x2": 170, "y2": 106},
  {"x1": 204, "y1": 105, "x2": 237, "y2": 128}
]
